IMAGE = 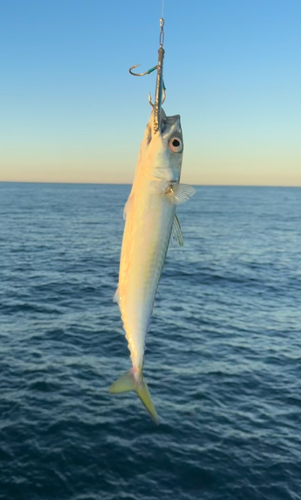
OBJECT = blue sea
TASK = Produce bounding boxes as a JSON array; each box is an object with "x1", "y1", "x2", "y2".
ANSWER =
[{"x1": 0, "y1": 182, "x2": 301, "y2": 500}]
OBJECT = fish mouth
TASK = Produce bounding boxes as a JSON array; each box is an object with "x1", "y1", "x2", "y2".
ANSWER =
[
  {"x1": 146, "y1": 109, "x2": 181, "y2": 145},
  {"x1": 160, "y1": 110, "x2": 180, "y2": 133}
]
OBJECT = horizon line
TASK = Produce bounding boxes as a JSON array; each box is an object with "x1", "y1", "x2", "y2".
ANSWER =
[{"x1": 0, "y1": 181, "x2": 300, "y2": 189}]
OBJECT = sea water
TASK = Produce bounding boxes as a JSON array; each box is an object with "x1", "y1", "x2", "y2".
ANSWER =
[{"x1": 0, "y1": 183, "x2": 300, "y2": 500}]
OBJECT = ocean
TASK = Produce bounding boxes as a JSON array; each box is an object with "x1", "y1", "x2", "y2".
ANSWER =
[{"x1": 0, "y1": 182, "x2": 300, "y2": 500}]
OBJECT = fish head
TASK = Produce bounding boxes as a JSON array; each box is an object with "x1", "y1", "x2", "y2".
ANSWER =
[{"x1": 139, "y1": 108, "x2": 184, "y2": 183}]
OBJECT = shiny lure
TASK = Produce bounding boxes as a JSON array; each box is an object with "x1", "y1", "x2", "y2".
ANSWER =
[{"x1": 109, "y1": 17, "x2": 195, "y2": 423}]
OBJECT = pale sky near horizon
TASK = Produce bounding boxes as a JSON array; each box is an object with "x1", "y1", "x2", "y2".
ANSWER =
[{"x1": 1, "y1": 0, "x2": 300, "y2": 186}]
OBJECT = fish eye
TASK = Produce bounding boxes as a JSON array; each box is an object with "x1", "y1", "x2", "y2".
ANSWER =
[{"x1": 169, "y1": 136, "x2": 183, "y2": 153}]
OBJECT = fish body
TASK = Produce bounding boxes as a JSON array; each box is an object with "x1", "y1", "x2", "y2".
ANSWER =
[{"x1": 110, "y1": 109, "x2": 195, "y2": 422}]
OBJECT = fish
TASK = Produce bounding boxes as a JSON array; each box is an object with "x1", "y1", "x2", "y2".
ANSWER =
[{"x1": 109, "y1": 108, "x2": 195, "y2": 423}]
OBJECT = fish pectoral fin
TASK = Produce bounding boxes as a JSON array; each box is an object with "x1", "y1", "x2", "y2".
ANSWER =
[
  {"x1": 171, "y1": 214, "x2": 184, "y2": 246},
  {"x1": 109, "y1": 369, "x2": 159, "y2": 424},
  {"x1": 169, "y1": 184, "x2": 196, "y2": 205}
]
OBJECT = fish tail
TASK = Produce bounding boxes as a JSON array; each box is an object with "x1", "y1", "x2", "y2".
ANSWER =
[{"x1": 109, "y1": 369, "x2": 159, "y2": 424}]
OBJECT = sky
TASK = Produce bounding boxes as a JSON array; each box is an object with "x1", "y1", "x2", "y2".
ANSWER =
[{"x1": 1, "y1": 0, "x2": 300, "y2": 186}]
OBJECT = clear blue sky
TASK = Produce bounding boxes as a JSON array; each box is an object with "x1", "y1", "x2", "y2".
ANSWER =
[{"x1": 1, "y1": 0, "x2": 300, "y2": 185}]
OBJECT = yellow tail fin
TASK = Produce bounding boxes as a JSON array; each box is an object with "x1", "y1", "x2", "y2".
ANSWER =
[{"x1": 109, "y1": 369, "x2": 159, "y2": 424}]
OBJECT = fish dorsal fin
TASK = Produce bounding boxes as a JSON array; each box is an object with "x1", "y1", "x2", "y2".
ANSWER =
[
  {"x1": 171, "y1": 214, "x2": 184, "y2": 246},
  {"x1": 169, "y1": 184, "x2": 196, "y2": 205},
  {"x1": 113, "y1": 287, "x2": 120, "y2": 305},
  {"x1": 123, "y1": 193, "x2": 133, "y2": 220}
]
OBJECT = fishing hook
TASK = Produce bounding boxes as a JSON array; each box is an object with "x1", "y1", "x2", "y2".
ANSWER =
[
  {"x1": 129, "y1": 17, "x2": 166, "y2": 134},
  {"x1": 129, "y1": 64, "x2": 166, "y2": 106},
  {"x1": 129, "y1": 65, "x2": 158, "y2": 77},
  {"x1": 148, "y1": 88, "x2": 166, "y2": 107}
]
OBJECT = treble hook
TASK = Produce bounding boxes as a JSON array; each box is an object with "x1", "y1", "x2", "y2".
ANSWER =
[
  {"x1": 129, "y1": 17, "x2": 166, "y2": 134},
  {"x1": 148, "y1": 88, "x2": 166, "y2": 107}
]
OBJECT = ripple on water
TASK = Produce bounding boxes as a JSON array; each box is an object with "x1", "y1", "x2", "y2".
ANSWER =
[{"x1": 0, "y1": 184, "x2": 301, "y2": 500}]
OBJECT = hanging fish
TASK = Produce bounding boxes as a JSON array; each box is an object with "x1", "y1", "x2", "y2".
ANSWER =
[{"x1": 109, "y1": 18, "x2": 195, "y2": 423}]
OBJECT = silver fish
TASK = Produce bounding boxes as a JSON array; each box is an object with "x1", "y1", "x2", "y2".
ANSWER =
[{"x1": 110, "y1": 109, "x2": 195, "y2": 423}]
